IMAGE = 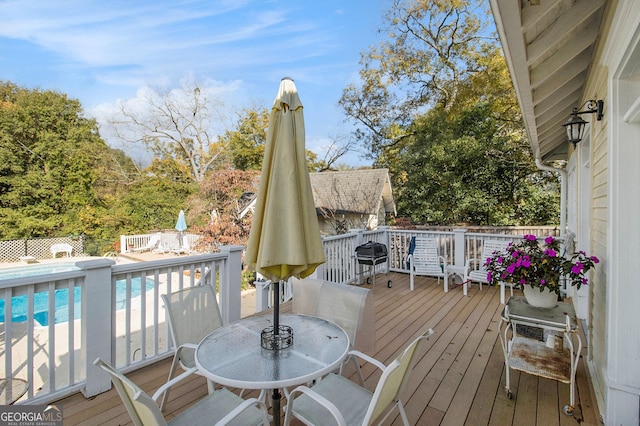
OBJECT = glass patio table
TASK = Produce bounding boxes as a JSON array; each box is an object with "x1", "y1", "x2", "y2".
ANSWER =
[
  {"x1": 195, "y1": 313, "x2": 349, "y2": 390},
  {"x1": 195, "y1": 313, "x2": 349, "y2": 425}
]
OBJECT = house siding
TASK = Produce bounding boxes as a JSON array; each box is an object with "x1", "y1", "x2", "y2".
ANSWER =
[
  {"x1": 587, "y1": 74, "x2": 608, "y2": 415},
  {"x1": 589, "y1": 2, "x2": 640, "y2": 423}
]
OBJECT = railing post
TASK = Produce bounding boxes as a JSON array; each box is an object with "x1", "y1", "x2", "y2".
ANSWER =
[
  {"x1": 76, "y1": 258, "x2": 115, "y2": 398},
  {"x1": 453, "y1": 228, "x2": 467, "y2": 267},
  {"x1": 219, "y1": 245, "x2": 244, "y2": 325},
  {"x1": 120, "y1": 235, "x2": 127, "y2": 254},
  {"x1": 351, "y1": 229, "x2": 365, "y2": 284},
  {"x1": 378, "y1": 226, "x2": 391, "y2": 273}
]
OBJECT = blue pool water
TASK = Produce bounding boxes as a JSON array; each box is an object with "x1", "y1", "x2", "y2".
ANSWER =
[
  {"x1": 0, "y1": 263, "x2": 81, "y2": 279},
  {"x1": 0, "y1": 278, "x2": 154, "y2": 326}
]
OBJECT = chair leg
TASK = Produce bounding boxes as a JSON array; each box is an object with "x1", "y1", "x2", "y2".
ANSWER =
[
  {"x1": 397, "y1": 401, "x2": 410, "y2": 426},
  {"x1": 160, "y1": 356, "x2": 180, "y2": 411},
  {"x1": 351, "y1": 354, "x2": 365, "y2": 387}
]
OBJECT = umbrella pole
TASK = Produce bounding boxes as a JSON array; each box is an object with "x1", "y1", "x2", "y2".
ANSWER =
[
  {"x1": 274, "y1": 280, "x2": 280, "y2": 332},
  {"x1": 272, "y1": 388, "x2": 282, "y2": 426},
  {"x1": 273, "y1": 279, "x2": 281, "y2": 425}
]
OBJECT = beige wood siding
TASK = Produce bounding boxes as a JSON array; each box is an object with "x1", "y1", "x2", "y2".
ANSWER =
[{"x1": 584, "y1": 62, "x2": 609, "y2": 409}]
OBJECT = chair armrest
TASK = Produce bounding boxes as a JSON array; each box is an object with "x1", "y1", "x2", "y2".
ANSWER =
[
  {"x1": 175, "y1": 343, "x2": 198, "y2": 360},
  {"x1": 216, "y1": 397, "x2": 271, "y2": 426},
  {"x1": 466, "y1": 258, "x2": 482, "y2": 269},
  {"x1": 347, "y1": 349, "x2": 387, "y2": 372},
  {"x1": 152, "y1": 367, "x2": 199, "y2": 402},
  {"x1": 286, "y1": 386, "x2": 348, "y2": 426}
]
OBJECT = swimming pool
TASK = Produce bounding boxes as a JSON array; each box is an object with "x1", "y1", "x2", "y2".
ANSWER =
[
  {"x1": 0, "y1": 278, "x2": 155, "y2": 326},
  {"x1": 0, "y1": 263, "x2": 81, "y2": 280}
]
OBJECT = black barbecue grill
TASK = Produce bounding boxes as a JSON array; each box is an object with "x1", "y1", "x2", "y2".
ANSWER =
[{"x1": 355, "y1": 241, "x2": 392, "y2": 288}]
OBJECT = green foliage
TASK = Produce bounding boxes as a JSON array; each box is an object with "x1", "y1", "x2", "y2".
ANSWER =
[
  {"x1": 396, "y1": 104, "x2": 559, "y2": 225},
  {"x1": 0, "y1": 82, "x2": 197, "y2": 250},
  {"x1": 219, "y1": 107, "x2": 269, "y2": 171},
  {"x1": 341, "y1": 0, "x2": 560, "y2": 226},
  {"x1": 219, "y1": 106, "x2": 325, "y2": 172},
  {"x1": 0, "y1": 82, "x2": 110, "y2": 238}
]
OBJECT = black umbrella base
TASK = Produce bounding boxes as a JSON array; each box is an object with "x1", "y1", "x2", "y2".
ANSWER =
[{"x1": 261, "y1": 325, "x2": 293, "y2": 350}]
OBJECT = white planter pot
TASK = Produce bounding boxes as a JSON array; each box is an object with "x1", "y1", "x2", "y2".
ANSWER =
[{"x1": 523, "y1": 285, "x2": 558, "y2": 308}]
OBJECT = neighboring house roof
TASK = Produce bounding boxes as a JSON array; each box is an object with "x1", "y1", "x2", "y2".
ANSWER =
[
  {"x1": 237, "y1": 169, "x2": 397, "y2": 218},
  {"x1": 490, "y1": 0, "x2": 606, "y2": 163},
  {"x1": 309, "y1": 169, "x2": 396, "y2": 216}
]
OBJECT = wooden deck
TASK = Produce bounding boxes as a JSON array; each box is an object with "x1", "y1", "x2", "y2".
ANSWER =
[{"x1": 54, "y1": 273, "x2": 603, "y2": 425}]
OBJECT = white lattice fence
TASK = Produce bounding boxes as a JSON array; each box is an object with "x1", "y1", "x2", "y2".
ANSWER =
[{"x1": 0, "y1": 236, "x2": 85, "y2": 262}]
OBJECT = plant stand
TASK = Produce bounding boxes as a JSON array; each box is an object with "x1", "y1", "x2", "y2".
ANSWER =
[{"x1": 499, "y1": 297, "x2": 582, "y2": 416}]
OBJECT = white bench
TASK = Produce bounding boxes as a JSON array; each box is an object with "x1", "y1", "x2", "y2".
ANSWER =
[{"x1": 51, "y1": 243, "x2": 73, "y2": 258}]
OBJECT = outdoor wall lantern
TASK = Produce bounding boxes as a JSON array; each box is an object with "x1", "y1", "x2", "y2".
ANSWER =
[{"x1": 562, "y1": 99, "x2": 604, "y2": 147}]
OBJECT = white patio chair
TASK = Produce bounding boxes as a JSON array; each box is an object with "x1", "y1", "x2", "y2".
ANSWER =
[
  {"x1": 156, "y1": 234, "x2": 181, "y2": 254},
  {"x1": 51, "y1": 243, "x2": 73, "y2": 258},
  {"x1": 464, "y1": 239, "x2": 512, "y2": 303},
  {"x1": 159, "y1": 284, "x2": 224, "y2": 410},
  {"x1": 283, "y1": 329, "x2": 434, "y2": 426},
  {"x1": 292, "y1": 278, "x2": 375, "y2": 384},
  {"x1": 407, "y1": 237, "x2": 447, "y2": 291},
  {"x1": 94, "y1": 358, "x2": 270, "y2": 426},
  {"x1": 131, "y1": 234, "x2": 161, "y2": 253}
]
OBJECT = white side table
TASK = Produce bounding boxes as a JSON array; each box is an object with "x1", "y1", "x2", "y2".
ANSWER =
[
  {"x1": 446, "y1": 264, "x2": 468, "y2": 294},
  {"x1": 499, "y1": 297, "x2": 582, "y2": 416}
]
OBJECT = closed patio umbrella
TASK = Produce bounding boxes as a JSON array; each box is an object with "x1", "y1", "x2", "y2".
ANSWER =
[
  {"x1": 175, "y1": 210, "x2": 187, "y2": 232},
  {"x1": 175, "y1": 210, "x2": 187, "y2": 246},
  {"x1": 244, "y1": 77, "x2": 325, "y2": 424}
]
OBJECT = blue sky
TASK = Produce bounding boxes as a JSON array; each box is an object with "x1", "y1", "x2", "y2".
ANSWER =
[{"x1": 0, "y1": 0, "x2": 387, "y2": 166}]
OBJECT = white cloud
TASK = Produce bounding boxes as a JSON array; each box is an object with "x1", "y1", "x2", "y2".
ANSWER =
[{"x1": 89, "y1": 76, "x2": 246, "y2": 165}]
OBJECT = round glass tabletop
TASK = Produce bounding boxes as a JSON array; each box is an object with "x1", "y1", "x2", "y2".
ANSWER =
[{"x1": 195, "y1": 314, "x2": 349, "y2": 389}]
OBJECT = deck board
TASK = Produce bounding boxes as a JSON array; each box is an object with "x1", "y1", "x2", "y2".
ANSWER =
[{"x1": 53, "y1": 272, "x2": 603, "y2": 425}]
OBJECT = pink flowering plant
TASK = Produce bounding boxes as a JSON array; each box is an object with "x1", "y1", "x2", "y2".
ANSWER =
[{"x1": 485, "y1": 235, "x2": 599, "y2": 295}]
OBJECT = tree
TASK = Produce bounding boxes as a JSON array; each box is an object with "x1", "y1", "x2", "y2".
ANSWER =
[
  {"x1": 308, "y1": 133, "x2": 359, "y2": 172},
  {"x1": 340, "y1": 0, "x2": 560, "y2": 226},
  {"x1": 110, "y1": 82, "x2": 228, "y2": 183},
  {"x1": 0, "y1": 82, "x2": 115, "y2": 238},
  {"x1": 340, "y1": 0, "x2": 493, "y2": 157},
  {"x1": 219, "y1": 107, "x2": 269, "y2": 171},
  {"x1": 188, "y1": 168, "x2": 260, "y2": 249},
  {"x1": 398, "y1": 104, "x2": 559, "y2": 225},
  {"x1": 218, "y1": 107, "x2": 353, "y2": 173}
]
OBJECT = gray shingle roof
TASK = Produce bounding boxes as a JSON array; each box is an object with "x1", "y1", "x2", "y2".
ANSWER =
[{"x1": 308, "y1": 169, "x2": 396, "y2": 215}]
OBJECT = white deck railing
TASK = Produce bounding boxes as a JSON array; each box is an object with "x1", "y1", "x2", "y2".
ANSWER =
[
  {"x1": 1, "y1": 227, "x2": 562, "y2": 406},
  {"x1": 0, "y1": 246, "x2": 243, "y2": 405}
]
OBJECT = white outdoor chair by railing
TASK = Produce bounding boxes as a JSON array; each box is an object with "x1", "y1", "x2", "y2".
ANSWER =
[
  {"x1": 407, "y1": 237, "x2": 447, "y2": 291},
  {"x1": 464, "y1": 239, "x2": 512, "y2": 303},
  {"x1": 160, "y1": 284, "x2": 224, "y2": 410},
  {"x1": 94, "y1": 358, "x2": 270, "y2": 426},
  {"x1": 283, "y1": 329, "x2": 434, "y2": 426}
]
